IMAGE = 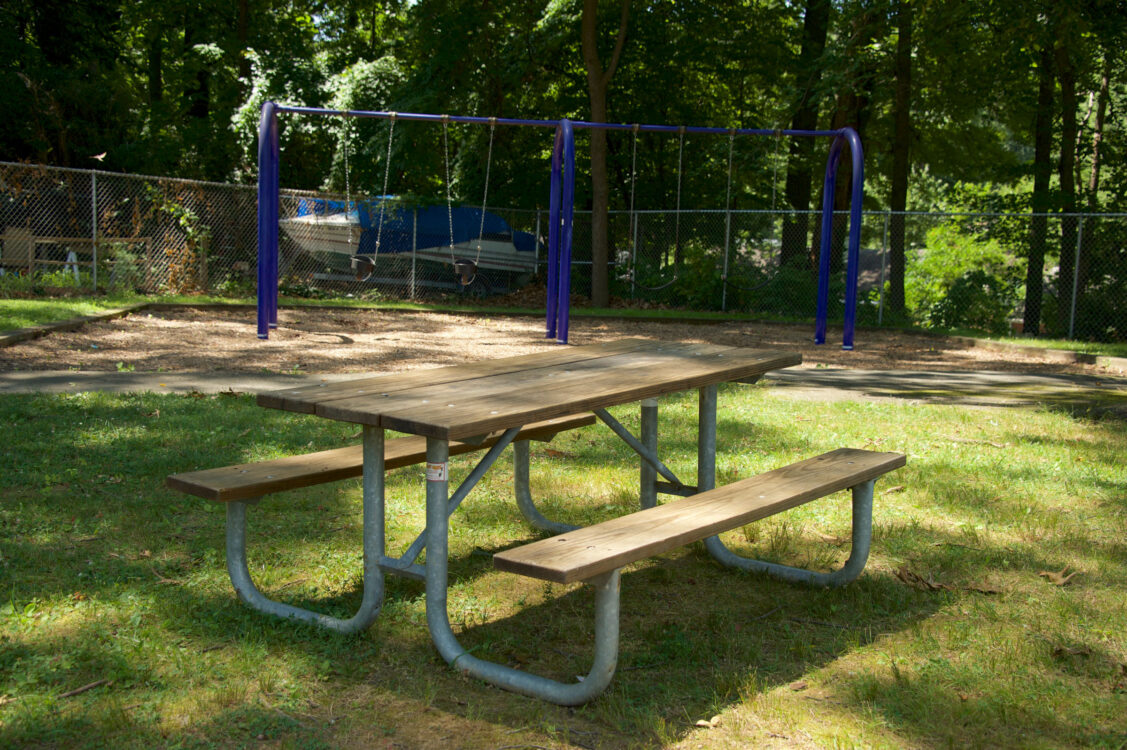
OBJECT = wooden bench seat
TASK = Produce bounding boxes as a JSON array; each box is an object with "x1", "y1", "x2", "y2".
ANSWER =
[
  {"x1": 495, "y1": 447, "x2": 906, "y2": 584},
  {"x1": 167, "y1": 412, "x2": 596, "y2": 503}
]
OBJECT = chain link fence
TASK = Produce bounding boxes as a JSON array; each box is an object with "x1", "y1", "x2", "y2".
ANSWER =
[{"x1": 2, "y1": 161, "x2": 1124, "y2": 342}]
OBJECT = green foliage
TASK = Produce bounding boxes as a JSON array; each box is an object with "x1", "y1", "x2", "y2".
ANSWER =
[{"x1": 906, "y1": 224, "x2": 1022, "y2": 334}]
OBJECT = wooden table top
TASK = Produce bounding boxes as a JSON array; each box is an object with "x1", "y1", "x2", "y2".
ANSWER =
[{"x1": 257, "y1": 338, "x2": 801, "y2": 440}]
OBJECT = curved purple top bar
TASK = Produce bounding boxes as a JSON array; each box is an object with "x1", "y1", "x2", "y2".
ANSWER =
[{"x1": 273, "y1": 105, "x2": 841, "y2": 138}]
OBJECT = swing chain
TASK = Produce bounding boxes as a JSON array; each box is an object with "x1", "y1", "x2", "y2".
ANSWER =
[
  {"x1": 373, "y1": 113, "x2": 397, "y2": 256},
  {"x1": 673, "y1": 126, "x2": 685, "y2": 260},
  {"x1": 442, "y1": 116, "x2": 456, "y2": 257},
  {"x1": 722, "y1": 128, "x2": 735, "y2": 282},
  {"x1": 626, "y1": 123, "x2": 639, "y2": 282},
  {"x1": 474, "y1": 118, "x2": 497, "y2": 266},
  {"x1": 341, "y1": 117, "x2": 353, "y2": 252}
]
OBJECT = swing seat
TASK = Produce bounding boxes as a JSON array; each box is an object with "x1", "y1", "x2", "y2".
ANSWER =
[
  {"x1": 453, "y1": 258, "x2": 477, "y2": 286},
  {"x1": 350, "y1": 254, "x2": 376, "y2": 281}
]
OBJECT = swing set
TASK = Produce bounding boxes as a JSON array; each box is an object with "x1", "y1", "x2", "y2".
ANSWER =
[{"x1": 256, "y1": 102, "x2": 864, "y2": 347}]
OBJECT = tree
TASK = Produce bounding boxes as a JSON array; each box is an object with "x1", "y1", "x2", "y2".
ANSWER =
[
  {"x1": 581, "y1": 0, "x2": 630, "y2": 307},
  {"x1": 887, "y1": 0, "x2": 912, "y2": 315},
  {"x1": 780, "y1": 0, "x2": 831, "y2": 270},
  {"x1": 1024, "y1": 43, "x2": 1054, "y2": 337}
]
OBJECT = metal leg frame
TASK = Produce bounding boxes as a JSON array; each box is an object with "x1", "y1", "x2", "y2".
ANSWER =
[
  {"x1": 513, "y1": 440, "x2": 578, "y2": 534},
  {"x1": 224, "y1": 426, "x2": 386, "y2": 633},
  {"x1": 696, "y1": 384, "x2": 876, "y2": 587},
  {"x1": 425, "y1": 438, "x2": 622, "y2": 706}
]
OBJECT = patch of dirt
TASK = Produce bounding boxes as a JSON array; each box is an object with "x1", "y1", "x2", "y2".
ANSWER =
[{"x1": 0, "y1": 305, "x2": 1114, "y2": 376}]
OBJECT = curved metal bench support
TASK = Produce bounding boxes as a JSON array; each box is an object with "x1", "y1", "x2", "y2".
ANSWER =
[
  {"x1": 695, "y1": 383, "x2": 875, "y2": 587},
  {"x1": 223, "y1": 426, "x2": 387, "y2": 633},
  {"x1": 426, "y1": 438, "x2": 620, "y2": 705},
  {"x1": 702, "y1": 479, "x2": 876, "y2": 587},
  {"x1": 512, "y1": 440, "x2": 579, "y2": 534}
]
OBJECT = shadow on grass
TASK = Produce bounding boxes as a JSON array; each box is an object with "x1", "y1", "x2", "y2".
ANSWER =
[{"x1": 4, "y1": 390, "x2": 1126, "y2": 747}]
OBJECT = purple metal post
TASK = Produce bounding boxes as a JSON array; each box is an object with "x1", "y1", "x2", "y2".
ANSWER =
[
  {"x1": 256, "y1": 101, "x2": 280, "y2": 339},
  {"x1": 814, "y1": 136, "x2": 844, "y2": 346},
  {"x1": 546, "y1": 128, "x2": 563, "y2": 340},
  {"x1": 840, "y1": 127, "x2": 864, "y2": 350},
  {"x1": 557, "y1": 120, "x2": 575, "y2": 345}
]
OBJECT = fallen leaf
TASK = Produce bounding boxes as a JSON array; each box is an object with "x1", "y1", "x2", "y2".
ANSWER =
[
  {"x1": 1038, "y1": 566, "x2": 1080, "y2": 586},
  {"x1": 789, "y1": 681, "x2": 808, "y2": 691},
  {"x1": 694, "y1": 715, "x2": 721, "y2": 728},
  {"x1": 963, "y1": 582, "x2": 1001, "y2": 595},
  {"x1": 895, "y1": 567, "x2": 954, "y2": 592},
  {"x1": 882, "y1": 485, "x2": 906, "y2": 495}
]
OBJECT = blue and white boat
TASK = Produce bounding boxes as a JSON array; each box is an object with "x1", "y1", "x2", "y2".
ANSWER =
[{"x1": 280, "y1": 199, "x2": 539, "y2": 279}]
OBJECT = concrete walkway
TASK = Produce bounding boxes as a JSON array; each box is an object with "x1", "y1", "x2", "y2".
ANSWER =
[{"x1": 2, "y1": 367, "x2": 1125, "y2": 418}]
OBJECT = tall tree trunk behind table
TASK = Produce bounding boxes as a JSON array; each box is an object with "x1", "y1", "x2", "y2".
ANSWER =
[
  {"x1": 888, "y1": 0, "x2": 913, "y2": 315},
  {"x1": 582, "y1": 0, "x2": 630, "y2": 308},
  {"x1": 1055, "y1": 42, "x2": 1078, "y2": 335},
  {"x1": 1024, "y1": 45, "x2": 1054, "y2": 338},
  {"x1": 780, "y1": 0, "x2": 831, "y2": 271}
]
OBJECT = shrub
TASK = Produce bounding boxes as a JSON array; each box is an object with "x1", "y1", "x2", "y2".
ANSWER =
[{"x1": 906, "y1": 224, "x2": 1021, "y2": 333}]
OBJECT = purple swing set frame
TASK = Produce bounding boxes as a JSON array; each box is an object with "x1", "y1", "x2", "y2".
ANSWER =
[{"x1": 255, "y1": 103, "x2": 864, "y2": 348}]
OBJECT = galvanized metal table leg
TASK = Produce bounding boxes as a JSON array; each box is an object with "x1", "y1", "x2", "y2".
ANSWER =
[
  {"x1": 224, "y1": 425, "x2": 386, "y2": 633},
  {"x1": 513, "y1": 440, "x2": 578, "y2": 534},
  {"x1": 640, "y1": 398, "x2": 658, "y2": 509},
  {"x1": 425, "y1": 437, "x2": 622, "y2": 705}
]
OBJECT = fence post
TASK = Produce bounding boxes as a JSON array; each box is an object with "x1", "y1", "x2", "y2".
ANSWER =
[
  {"x1": 1069, "y1": 216, "x2": 1084, "y2": 340},
  {"x1": 878, "y1": 212, "x2": 889, "y2": 326},
  {"x1": 410, "y1": 208, "x2": 417, "y2": 299},
  {"x1": 630, "y1": 213, "x2": 639, "y2": 300},
  {"x1": 721, "y1": 205, "x2": 732, "y2": 312},
  {"x1": 91, "y1": 171, "x2": 98, "y2": 291}
]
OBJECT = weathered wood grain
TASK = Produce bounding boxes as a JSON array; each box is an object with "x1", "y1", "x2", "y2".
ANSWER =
[
  {"x1": 167, "y1": 413, "x2": 596, "y2": 502},
  {"x1": 493, "y1": 448, "x2": 906, "y2": 584}
]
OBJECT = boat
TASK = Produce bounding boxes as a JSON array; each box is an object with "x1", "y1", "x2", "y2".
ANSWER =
[{"x1": 279, "y1": 199, "x2": 539, "y2": 280}]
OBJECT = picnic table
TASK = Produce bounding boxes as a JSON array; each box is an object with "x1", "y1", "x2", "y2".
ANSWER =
[{"x1": 175, "y1": 338, "x2": 905, "y2": 704}]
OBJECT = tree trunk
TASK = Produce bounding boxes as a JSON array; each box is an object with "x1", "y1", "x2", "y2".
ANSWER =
[
  {"x1": 1055, "y1": 42, "x2": 1078, "y2": 335},
  {"x1": 148, "y1": 31, "x2": 163, "y2": 103},
  {"x1": 237, "y1": 0, "x2": 252, "y2": 85},
  {"x1": 1087, "y1": 52, "x2": 1111, "y2": 207},
  {"x1": 780, "y1": 0, "x2": 830, "y2": 269},
  {"x1": 1024, "y1": 45, "x2": 1054, "y2": 337},
  {"x1": 887, "y1": 0, "x2": 912, "y2": 315},
  {"x1": 582, "y1": 0, "x2": 630, "y2": 308}
]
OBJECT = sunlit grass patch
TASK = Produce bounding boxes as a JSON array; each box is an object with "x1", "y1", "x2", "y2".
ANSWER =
[{"x1": 1, "y1": 387, "x2": 1125, "y2": 747}]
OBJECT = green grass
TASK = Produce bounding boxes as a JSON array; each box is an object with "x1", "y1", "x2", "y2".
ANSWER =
[
  {"x1": 0, "y1": 297, "x2": 146, "y2": 332},
  {"x1": 1, "y1": 387, "x2": 1124, "y2": 748},
  {"x1": 982, "y1": 335, "x2": 1127, "y2": 358}
]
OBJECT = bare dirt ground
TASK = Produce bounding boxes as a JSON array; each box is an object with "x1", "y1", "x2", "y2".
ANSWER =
[{"x1": 0, "y1": 305, "x2": 1116, "y2": 377}]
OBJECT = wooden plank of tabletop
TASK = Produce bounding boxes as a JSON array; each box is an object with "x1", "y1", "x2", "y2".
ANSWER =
[
  {"x1": 257, "y1": 337, "x2": 657, "y2": 413},
  {"x1": 321, "y1": 344, "x2": 801, "y2": 439},
  {"x1": 314, "y1": 341, "x2": 722, "y2": 431}
]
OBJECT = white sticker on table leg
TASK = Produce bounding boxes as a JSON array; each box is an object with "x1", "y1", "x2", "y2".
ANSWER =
[{"x1": 426, "y1": 462, "x2": 448, "y2": 482}]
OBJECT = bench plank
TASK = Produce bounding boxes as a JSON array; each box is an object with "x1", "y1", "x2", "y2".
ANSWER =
[
  {"x1": 493, "y1": 448, "x2": 906, "y2": 584},
  {"x1": 167, "y1": 413, "x2": 596, "y2": 503}
]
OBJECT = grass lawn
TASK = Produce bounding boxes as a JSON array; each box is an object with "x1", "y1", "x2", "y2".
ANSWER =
[
  {"x1": 0, "y1": 297, "x2": 148, "y2": 332},
  {"x1": 1, "y1": 385, "x2": 1124, "y2": 748}
]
